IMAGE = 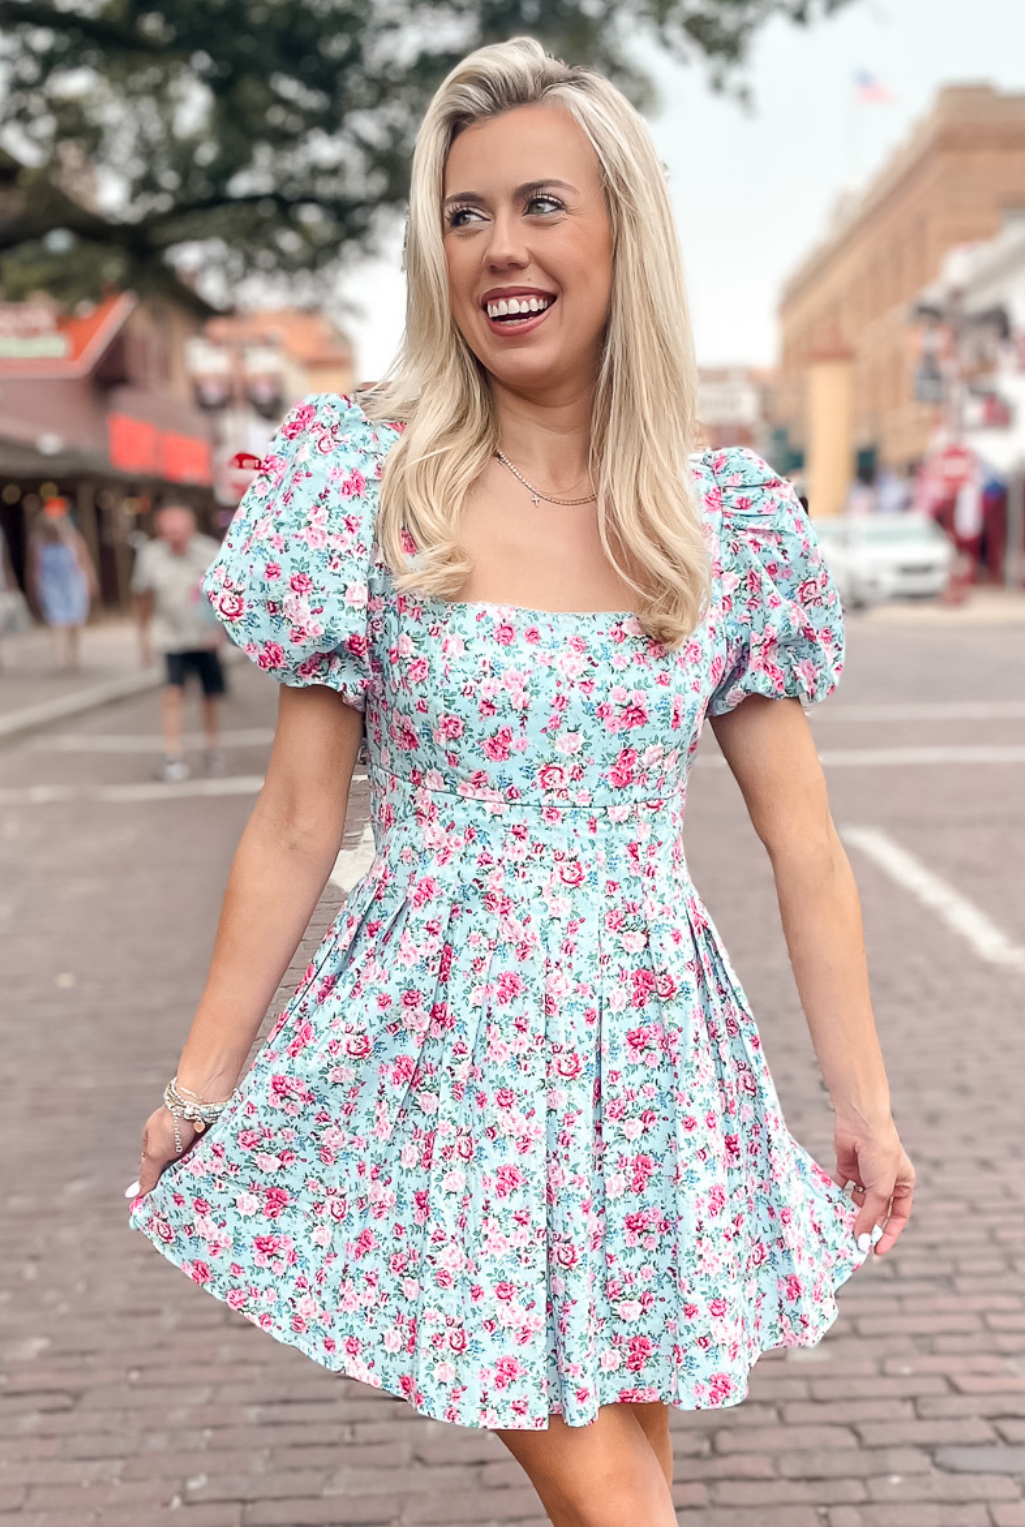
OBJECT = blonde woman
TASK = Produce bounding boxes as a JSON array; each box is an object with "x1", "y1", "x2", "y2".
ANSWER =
[
  {"x1": 27, "y1": 498, "x2": 97, "y2": 672},
  {"x1": 128, "y1": 37, "x2": 914, "y2": 1525}
]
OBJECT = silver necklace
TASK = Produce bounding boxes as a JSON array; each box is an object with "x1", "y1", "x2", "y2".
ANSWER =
[{"x1": 494, "y1": 448, "x2": 597, "y2": 507}]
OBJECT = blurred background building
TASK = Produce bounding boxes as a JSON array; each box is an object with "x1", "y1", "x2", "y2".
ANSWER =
[
  {"x1": 185, "y1": 310, "x2": 355, "y2": 517},
  {"x1": 0, "y1": 298, "x2": 355, "y2": 612},
  {"x1": 0, "y1": 289, "x2": 217, "y2": 611},
  {"x1": 776, "y1": 83, "x2": 1025, "y2": 559},
  {"x1": 696, "y1": 366, "x2": 778, "y2": 458}
]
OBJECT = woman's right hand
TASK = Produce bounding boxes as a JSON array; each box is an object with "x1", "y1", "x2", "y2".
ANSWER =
[
  {"x1": 835, "y1": 1111, "x2": 916, "y2": 1257},
  {"x1": 127, "y1": 1104, "x2": 201, "y2": 1199}
]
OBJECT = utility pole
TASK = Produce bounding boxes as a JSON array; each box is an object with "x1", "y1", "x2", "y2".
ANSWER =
[
  {"x1": 1007, "y1": 459, "x2": 1025, "y2": 590},
  {"x1": 944, "y1": 286, "x2": 965, "y2": 445}
]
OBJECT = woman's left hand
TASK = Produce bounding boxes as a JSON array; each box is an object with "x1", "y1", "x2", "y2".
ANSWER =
[{"x1": 834, "y1": 1114, "x2": 915, "y2": 1257}]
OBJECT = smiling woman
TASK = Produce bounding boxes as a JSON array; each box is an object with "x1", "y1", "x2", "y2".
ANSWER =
[
  {"x1": 128, "y1": 34, "x2": 913, "y2": 1527},
  {"x1": 366, "y1": 42, "x2": 710, "y2": 634}
]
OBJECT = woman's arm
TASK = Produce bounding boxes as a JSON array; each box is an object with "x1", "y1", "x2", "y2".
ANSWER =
[
  {"x1": 71, "y1": 527, "x2": 99, "y2": 600},
  {"x1": 25, "y1": 534, "x2": 41, "y2": 614},
  {"x1": 136, "y1": 683, "x2": 364, "y2": 1192},
  {"x1": 709, "y1": 694, "x2": 915, "y2": 1256}
]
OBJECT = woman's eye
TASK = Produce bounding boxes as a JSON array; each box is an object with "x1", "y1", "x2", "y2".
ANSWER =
[
  {"x1": 446, "y1": 206, "x2": 481, "y2": 228},
  {"x1": 445, "y1": 194, "x2": 564, "y2": 229}
]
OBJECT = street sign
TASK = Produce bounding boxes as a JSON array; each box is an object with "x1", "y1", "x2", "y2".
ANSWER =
[
  {"x1": 937, "y1": 443, "x2": 974, "y2": 491},
  {"x1": 221, "y1": 450, "x2": 264, "y2": 503}
]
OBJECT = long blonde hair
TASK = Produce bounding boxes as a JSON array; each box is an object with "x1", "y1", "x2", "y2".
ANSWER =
[{"x1": 362, "y1": 35, "x2": 709, "y2": 649}]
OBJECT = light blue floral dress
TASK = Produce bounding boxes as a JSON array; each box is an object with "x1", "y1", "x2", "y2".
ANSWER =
[{"x1": 128, "y1": 392, "x2": 867, "y2": 1430}]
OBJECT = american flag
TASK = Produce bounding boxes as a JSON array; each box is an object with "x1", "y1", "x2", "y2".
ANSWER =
[{"x1": 854, "y1": 71, "x2": 892, "y2": 104}]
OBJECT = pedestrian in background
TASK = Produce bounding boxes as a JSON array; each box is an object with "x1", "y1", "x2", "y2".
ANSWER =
[
  {"x1": 131, "y1": 503, "x2": 226, "y2": 782},
  {"x1": 846, "y1": 472, "x2": 877, "y2": 516},
  {"x1": 876, "y1": 465, "x2": 911, "y2": 515},
  {"x1": 128, "y1": 37, "x2": 913, "y2": 1524},
  {"x1": 26, "y1": 497, "x2": 96, "y2": 672}
]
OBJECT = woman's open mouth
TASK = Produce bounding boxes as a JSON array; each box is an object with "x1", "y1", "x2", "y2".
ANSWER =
[{"x1": 482, "y1": 294, "x2": 557, "y2": 337}]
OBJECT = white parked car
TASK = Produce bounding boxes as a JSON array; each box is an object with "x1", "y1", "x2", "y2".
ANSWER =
[{"x1": 812, "y1": 513, "x2": 956, "y2": 608}]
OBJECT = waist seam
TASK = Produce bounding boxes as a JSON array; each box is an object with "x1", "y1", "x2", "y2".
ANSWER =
[{"x1": 368, "y1": 762, "x2": 683, "y2": 810}]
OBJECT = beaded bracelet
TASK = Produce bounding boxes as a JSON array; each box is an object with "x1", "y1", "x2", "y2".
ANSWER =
[{"x1": 163, "y1": 1074, "x2": 236, "y2": 1134}]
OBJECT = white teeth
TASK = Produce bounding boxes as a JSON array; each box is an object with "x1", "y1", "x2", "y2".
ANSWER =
[{"x1": 486, "y1": 295, "x2": 553, "y2": 319}]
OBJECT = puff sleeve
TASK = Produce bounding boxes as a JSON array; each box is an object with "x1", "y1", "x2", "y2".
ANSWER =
[
  {"x1": 707, "y1": 447, "x2": 844, "y2": 717},
  {"x1": 202, "y1": 393, "x2": 389, "y2": 709}
]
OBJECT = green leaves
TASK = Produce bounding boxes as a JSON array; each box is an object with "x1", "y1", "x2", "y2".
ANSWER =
[{"x1": 0, "y1": 0, "x2": 852, "y2": 303}]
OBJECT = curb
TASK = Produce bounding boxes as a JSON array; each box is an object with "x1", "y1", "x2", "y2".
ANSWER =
[
  {"x1": 856, "y1": 594, "x2": 1025, "y2": 627},
  {"x1": 0, "y1": 648, "x2": 244, "y2": 745}
]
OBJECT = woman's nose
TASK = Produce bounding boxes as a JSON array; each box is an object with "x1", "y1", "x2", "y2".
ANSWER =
[{"x1": 484, "y1": 211, "x2": 529, "y2": 268}]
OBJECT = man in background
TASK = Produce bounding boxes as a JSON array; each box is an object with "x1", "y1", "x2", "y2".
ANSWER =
[{"x1": 132, "y1": 504, "x2": 225, "y2": 782}]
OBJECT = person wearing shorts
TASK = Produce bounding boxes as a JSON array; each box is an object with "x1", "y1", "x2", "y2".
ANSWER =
[{"x1": 132, "y1": 505, "x2": 226, "y2": 782}]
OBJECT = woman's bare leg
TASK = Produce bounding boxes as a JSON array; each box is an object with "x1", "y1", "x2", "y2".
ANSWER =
[
  {"x1": 495, "y1": 1403, "x2": 677, "y2": 1527},
  {"x1": 626, "y1": 1400, "x2": 673, "y2": 1489}
]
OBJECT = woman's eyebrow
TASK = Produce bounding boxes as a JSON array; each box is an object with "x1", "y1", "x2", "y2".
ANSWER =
[{"x1": 442, "y1": 178, "x2": 579, "y2": 207}]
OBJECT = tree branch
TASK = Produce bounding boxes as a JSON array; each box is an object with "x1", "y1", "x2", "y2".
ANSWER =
[{"x1": 0, "y1": 0, "x2": 171, "y2": 54}]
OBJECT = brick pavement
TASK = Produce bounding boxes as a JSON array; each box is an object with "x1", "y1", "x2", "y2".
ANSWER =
[{"x1": 0, "y1": 616, "x2": 1023, "y2": 1525}]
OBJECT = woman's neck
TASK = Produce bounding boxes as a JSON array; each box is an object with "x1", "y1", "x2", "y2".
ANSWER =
[{"x1": 489, "y1": 376, "x2": 595, "y2": 494}]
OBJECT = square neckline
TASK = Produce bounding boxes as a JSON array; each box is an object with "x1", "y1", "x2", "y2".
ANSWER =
[
  {"x1": 398, "y1": 455, "x2": 721, "y2": 627},
  {"x1": 418, "y1": 591, "x2": 641, "y2": 623}
]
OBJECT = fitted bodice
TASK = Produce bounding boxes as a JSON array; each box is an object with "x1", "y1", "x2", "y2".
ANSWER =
[
  {"x1": 362, "y1": 590, "x2": 713, "y2": 815},
  {"x1": 202, "y1": 392, "x2": 846, "y2": 823}
]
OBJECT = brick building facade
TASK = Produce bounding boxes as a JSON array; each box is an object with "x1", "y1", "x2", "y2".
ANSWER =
[
  {"x1": 778, "y1": 85, "x2": 1025, "y2": 515},
  {"x1": 0, "y1": 291, "x2": 217, "y2": 610}
]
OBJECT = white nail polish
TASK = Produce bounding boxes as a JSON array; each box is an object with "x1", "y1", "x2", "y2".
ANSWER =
[
  {"x1": 124, "y1": 1180, "x2": 141, "y2": 1198},
  {"x1": 857, "y1": 1233, "x2": 871, "y2": 1253},
  {"x1": 871, "y1": 1224, "x2": 884, "y2": 1245}
]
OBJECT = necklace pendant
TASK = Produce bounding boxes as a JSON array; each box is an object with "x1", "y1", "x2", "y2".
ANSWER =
[{"x1": 531, "y1": 491, "x2": 540, "y2": 506}]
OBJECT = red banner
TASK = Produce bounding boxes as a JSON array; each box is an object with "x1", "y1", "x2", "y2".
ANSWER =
[{"x1": 108, "y1": 413, "x2": 213, "y2": 485}]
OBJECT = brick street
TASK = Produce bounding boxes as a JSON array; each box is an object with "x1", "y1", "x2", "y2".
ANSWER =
[{"x1": 1, "y1": 609, "x2": 1023, "y2": 1527}]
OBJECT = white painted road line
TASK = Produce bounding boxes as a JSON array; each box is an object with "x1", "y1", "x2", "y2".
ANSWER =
[
  {"x1": 813, "y1": 701, "x2": 1025, "y2": 723},
  {"x1": 0, "y1": 769, "x2": 368, "y2": 807},
  {"x1": 0, "y1": 776, "x2": 266, "y2": 806},
  {"x1": 330, "y1": 821, "x2": 377, "y2": 894},
  {"x1": 816, "y1": 745, "x2": 1025, "y2": 768},
  {"x1": 29, "y1": 728, "x2": 276, "y2": 753},
  {"x1": 842, "y1": 824, "x2": 1025, "y2": 971},
  {"x1": 697, "y1": 744, "x2": 1025, "y2": 770}
]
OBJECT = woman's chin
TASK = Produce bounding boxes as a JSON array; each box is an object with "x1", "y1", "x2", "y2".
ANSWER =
[{"x1": 479, "y1": 339, "x2": 585, "y2": 391}]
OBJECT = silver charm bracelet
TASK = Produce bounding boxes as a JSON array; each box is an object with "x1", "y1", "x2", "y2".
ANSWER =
[{"x1": 163, "y1": 1074, "x2": 236, "y2": 1155}]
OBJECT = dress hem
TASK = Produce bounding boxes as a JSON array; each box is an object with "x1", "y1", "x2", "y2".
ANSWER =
[{"x1": 128, "y1": 1199, "x2": 866, "y2": 1431}]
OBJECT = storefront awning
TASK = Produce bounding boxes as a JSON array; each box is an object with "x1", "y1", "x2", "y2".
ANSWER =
[{"x1": 0, "y1": 434, "x2": 210, "y2": 489}]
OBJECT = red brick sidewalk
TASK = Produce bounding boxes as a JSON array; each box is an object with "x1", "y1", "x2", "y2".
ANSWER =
[{"x1": 1, "y1": 620, "x2": 1024, "y2": 1525}]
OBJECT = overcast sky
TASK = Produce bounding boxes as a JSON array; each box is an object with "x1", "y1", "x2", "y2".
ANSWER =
[{"x1": 338, "y1": 0, "x2": 1025, "y2": 381}]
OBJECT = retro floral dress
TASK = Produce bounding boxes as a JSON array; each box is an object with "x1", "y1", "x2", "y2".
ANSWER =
[{"x1": 128, "y1": 392, "x2": 868, "y2": 1430}]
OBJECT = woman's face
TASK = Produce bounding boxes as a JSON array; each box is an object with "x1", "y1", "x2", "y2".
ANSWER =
[{"x1": 442, "y1": 103, "x2": 614, "y2": 395}]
